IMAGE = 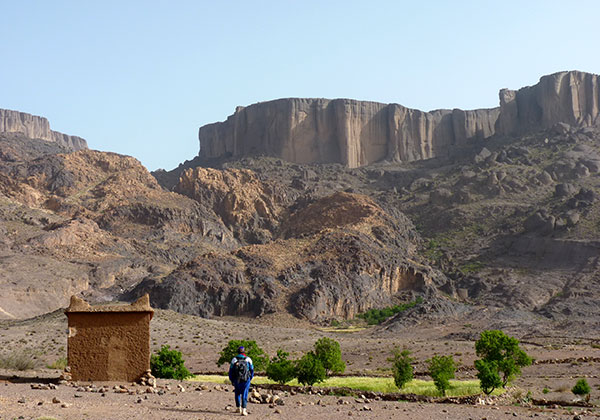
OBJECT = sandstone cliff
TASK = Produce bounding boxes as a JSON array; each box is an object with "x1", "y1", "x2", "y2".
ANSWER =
[
  {"x1": 198, "y1": 71, "x2": 600, "y2": 167},
  {"x1": 496, "y1": 70, "x2": 600, "y2": 135},
  {"x1": 0, "y1": 108, "x2": 87, "y2": 151}
]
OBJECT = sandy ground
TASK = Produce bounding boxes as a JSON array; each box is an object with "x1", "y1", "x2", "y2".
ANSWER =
[
  {"x1": 1, "y1": 308, "x2": 599, "y2": 419},
  {"x1": 0, "y1": 378, "x2": 598, "y2": 420}
]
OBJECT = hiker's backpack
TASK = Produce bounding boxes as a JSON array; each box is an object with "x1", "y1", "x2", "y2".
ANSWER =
[{"x1": 233, "y1": 355, "x2": 251, "y2": 382}]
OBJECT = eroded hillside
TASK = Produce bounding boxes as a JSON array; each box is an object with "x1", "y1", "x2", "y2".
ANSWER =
[{"x1": 2, "y1": 72, "x2": 600, "y2": 336}]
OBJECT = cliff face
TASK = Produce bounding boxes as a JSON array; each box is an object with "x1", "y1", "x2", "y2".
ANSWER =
[
  {"x1": 198, "y1": 99, "x2": 498, "y2": 168},
  {"x1": 198, "y1": 71, "x2": 600, "y2": 168},
  {"x1": 0, "y1": 109, "x2": 87, "y2": 151},
  {"x1": 496, "y1": 70, "x2": 600, "y2": 135}
]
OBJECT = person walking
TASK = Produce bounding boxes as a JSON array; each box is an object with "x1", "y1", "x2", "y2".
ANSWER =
[{"x1": 228, "y1": 345, "x2": 254, "y2": 416}]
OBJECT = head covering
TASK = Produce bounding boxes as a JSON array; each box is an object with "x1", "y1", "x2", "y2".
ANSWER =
[{"x1": 238, "y1": 346, "x2": 245, "y2": 353}]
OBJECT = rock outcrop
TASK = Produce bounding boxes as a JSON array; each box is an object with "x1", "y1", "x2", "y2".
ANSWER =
[
  {"x1": 0, "y1": 109, "x2": 87, "y2": 151},
  {"x1": 175, "y1": 167, "x2": 285, "y2": 243},
  {"x1": 496, "y1": 70, "x2": 600, "y2": 135},
  {"x1": 198, "y1": 71, "x2": 600, "y2": 167}
]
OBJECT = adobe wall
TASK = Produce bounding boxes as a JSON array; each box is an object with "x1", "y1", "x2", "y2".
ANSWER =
[{"x1": 65, "y1": 295, "x2": 153, "y2": 382}]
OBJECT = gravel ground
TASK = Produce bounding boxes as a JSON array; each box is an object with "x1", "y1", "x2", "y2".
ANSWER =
[
  {"x1": 1, "y1": 309, "x2": 600, "y2": 419},
  {"x1": 0, "y1": 378, "x2": 596, "y2": 420}
]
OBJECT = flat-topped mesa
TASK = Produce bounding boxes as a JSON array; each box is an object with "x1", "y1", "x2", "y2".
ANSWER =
[
  {"x1": 198, "y1": 71, "x2": 600, "y2": 168},
  {"x1": 0, "y1": 108, "x2": 87, "y2": 151},
  {"x1": 198, "y1": 98, "x2": 498, "y2": 168}
]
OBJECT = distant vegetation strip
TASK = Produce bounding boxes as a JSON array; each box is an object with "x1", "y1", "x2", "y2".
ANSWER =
[
  {"x1": 190, "y1": 374, "x2": 499, "y2": 397},
  {"x1": 356, "y1": 297, "x2": 423, "y2": 325}
]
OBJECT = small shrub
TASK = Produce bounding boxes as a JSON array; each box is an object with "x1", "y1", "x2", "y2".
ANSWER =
[
  {"x1": 47, "y1": 357, "x2": 68, "y2": 370},
  {"x1": 217, "y1": 340, "x2": 269, "y2": 371},
  {"x1": 428, "y1": 355, "x2": 455, "y2": 396},
  {"x1": 150, "y1": 345, "x2": 191, "y2": 380},
  {"x1": 542, "y1": 387, "x2": 550, "y2": 394},
  {"x1": 460, "y1": 261, "x2": 485, "y2": 274},
  {"x1": 572, "y1": 379, "x2": 591, "y2": 396},
  {"x1": 314, "y1": 337, "x2": 345, "y2": 376},
  {"x1": 0, "y1": 352, "x2": 36, "y2": 370},
  {"x1": 266, "y1": 349, "x2": 296, "y2": 385},
  {"x1": 389, "y1": 348, "x2": 413, "y2": 389},
  {"x1": 295, "y1": 351, "x2": 326, "y2": 386}
]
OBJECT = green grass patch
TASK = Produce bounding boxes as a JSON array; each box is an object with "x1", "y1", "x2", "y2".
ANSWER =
[
  {"x1": 317, "y1": 325, "x2": 366, "y2": 333},
  {"x1": 190, "y1": 375, "x2": 501, "y2": 397},
  {"x1": 357, "y1": 297, "x2": 423, "y2": 325},
  {"x1": 46, "y1": 356, "x2": 67, "y2": 370},
  {"x1": 459, "y1": 260, "x2": 485, "y2": 274}
]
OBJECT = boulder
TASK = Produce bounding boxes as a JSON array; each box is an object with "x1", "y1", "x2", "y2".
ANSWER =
[{"x1": 555, "y1": 183, "x2": 577, "y2": 197}]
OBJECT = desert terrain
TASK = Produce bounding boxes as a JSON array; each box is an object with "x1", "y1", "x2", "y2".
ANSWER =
[
  {"x1": 0, "y1": 308, "x2": 599, "y2": 419},
  {"x1": 2, "y1": 71, "x2": 600, "y2": 419}
]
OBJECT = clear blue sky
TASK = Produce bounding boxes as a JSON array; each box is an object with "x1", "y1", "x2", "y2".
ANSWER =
[{"x1": 2, "y1": 1, "x2": 599, "y2": 171}]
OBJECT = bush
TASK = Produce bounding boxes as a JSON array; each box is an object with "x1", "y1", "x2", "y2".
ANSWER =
[
  {"x1": 572, "y1": 378, "x2": 591, "y2": 396},
  {"x1": 357, "y1": 297, "x2": 423, "y2": 325},
  {"x1": 389, "y1": 348, "x2": 413, "y2": 389},
  {"x1": 314, "y1": 337, "x2": 345, "y2": 375},
  {"x1": 47, "y1": 357, "x2": 68, "y2": 370},
  {"x1": 428, "y1": 355, "x2": 455, "y2": 396},
  {"x1": 0, "y1": 352, "x2": 36, "y2": 371},
  {"x1": 475, "y1": 330, "x2": 531, "y2": 389},
  {"x1": 216, "y1": 340, "x2": 269, "y2": 371},
  {"x1": 295, "y1": 351, "x2": 326, "y2": 386},
  {"x1": 151, "y1": 345, "x2": 191, "y2": 380},
  {"x1": 266, "y1": 349, "x2": 296, "y2": 385}
]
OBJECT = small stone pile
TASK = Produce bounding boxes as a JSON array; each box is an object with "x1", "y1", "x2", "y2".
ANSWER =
[
  {"x1": 30, "y1": 383, "x2": 58, "y2": 390},
  {"x1": 138, "y1": 369, "x2": 157, "y2": 387},
  {"x1": 58, "y1": 366, "x2": 71, "y2": 383},
  {"x1": 248, "y1": 388, "x2": 285, "y2": 407}
]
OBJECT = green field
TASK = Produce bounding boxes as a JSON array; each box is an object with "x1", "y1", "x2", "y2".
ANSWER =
[{"x1": 190, "y1": 375, "x2": 500, "y2": 397}]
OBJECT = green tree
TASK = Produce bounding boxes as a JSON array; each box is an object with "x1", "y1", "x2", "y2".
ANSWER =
[
  {"x1": 266, "y1": 349, "x2": 296, "y2": 385},
  {"x1": 475, "y1": 330, "x2": 531, "y2": 387},
  {"x1": 313, "y1": 337, "x2": 345, "y2": 375},
  {"x1": 150, "y1": 345, "x2": 191, "y2": 380},
  {"x1": 428, "y1": 355, "x2": 455, "y2": 396},
  {"x1": 216, "y1": 340, "x2": 269, "y2": 371},
  {"x1": 572, "y1": 378, "x2": 591, "y2": 396},
  {"x1": 474, "y1": 359, "x2": 502, "y2": 395},
  {"x1": 295, "y1": 351, "x2": 326, "y2": 386},
  {"x1": 389, "y1": 348, "x2": 413, "y2": 389}
]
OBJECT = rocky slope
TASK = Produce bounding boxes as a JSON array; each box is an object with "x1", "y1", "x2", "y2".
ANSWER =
[
  {"x1": 204, "y1": 121, "x2": 600, "y2": 330},
  {"x1": 0, "y1": 135, "x2": 234, "y2": 318},
  {"x1": 198, "y1": 71, "x2": 600, "y2": 167},
  {"x1": 126, "y1": 191, "x2": 449, "y2": 322},
  {"x1": 2, "y1": 71, "x2": 600, "y2": 335},
  {"x1": 0, "y1": 131, "x2": 445, "y2": 322}
]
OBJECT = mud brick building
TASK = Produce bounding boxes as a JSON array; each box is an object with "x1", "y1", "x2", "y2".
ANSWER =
[{"x1": 65, "y1": 294, "x2": 154, "y2": 381}]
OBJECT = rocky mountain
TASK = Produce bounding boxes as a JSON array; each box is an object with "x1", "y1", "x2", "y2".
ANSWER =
[
  {"x1": 1, "y1": 71, "x2": 600, "y2": 337},
  {"x1": 0, "y1": 109, "x2": 87, "y2": 151},
  {"x1": 198, "y1": 71, "x2": 600, "y2": 168}
]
